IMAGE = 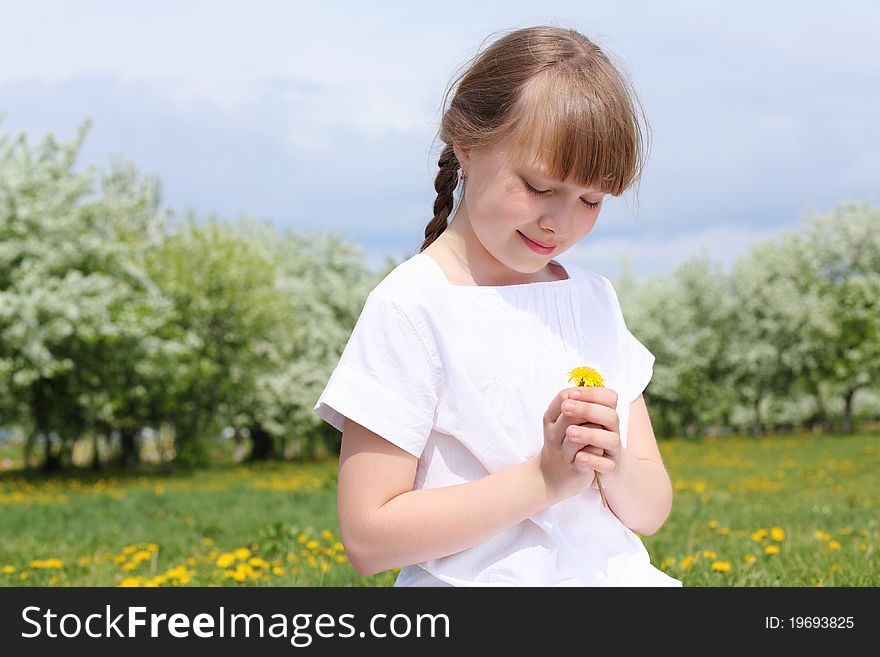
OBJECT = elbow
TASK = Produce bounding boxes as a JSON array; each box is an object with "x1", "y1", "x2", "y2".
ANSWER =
[
  {"x1": 346, "y1": 545, "x2": 382, "y2": 577},
  {"x1": 339, "y1": 525, "x2": 387, "y2": 577}
]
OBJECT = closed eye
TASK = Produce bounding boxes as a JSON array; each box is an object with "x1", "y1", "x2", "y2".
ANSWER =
[
  {"x1": 524, "y1": 180, "x2": 549, "y2": 196},
  {"x1": 523, "y1": 179, "x2": 600, "y2": 209}
]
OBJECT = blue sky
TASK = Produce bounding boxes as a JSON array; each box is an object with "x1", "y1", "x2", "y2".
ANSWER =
[{"x1": 1, "y1": 0, "x2": 877, "y2": 281}]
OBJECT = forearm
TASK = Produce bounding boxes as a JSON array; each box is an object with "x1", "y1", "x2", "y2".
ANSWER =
[
  {"x1": 350, "y1": 455, "x2": 557, "y2": 576},
  {"x1": 602, "y1": 447, "x2": 673, "y2": 536}
]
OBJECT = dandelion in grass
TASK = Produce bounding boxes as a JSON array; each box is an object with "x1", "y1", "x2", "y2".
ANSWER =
[
  {"x1": 711, "y1": 561, "x2": 731, "y2": 572},
  {"x1": 567, "y1": 366, "x2": 608, "y2": 507}
]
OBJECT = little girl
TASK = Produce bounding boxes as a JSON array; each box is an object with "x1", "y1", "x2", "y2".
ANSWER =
[{"x1": 314, "y1": 25, "x2": 681, "y2": 586}]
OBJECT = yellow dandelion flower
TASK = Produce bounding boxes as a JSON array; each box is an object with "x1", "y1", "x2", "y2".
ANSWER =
[
  {"x1": 661, "y1": 557, "x2": 676, "y2": 569},
  {"x1": 248, "y1": 557, "x2": 270, "y2": 569},
  {"x1": 702, "y1": 550, "x2": 717, "y2": 560},
  {"x1": 770, "y1": 527, "x2": 785, "y2": 542},
  {"x1": 765, "y1": 545, "x2": 780, "y2": 555},
  {"x1": 122, "y1": 562, "x2": 137, "y2": 572},
  {"x1": 19, "y1": 572, "x2": 29, "y2": 580},
  {"x1": 306, "y1": 540, "x2": 319, "y2": 550},
  {"x1": 118, "y1": 577, "x2": 143, "y2": 587},
  {"x1": 567, "y1": 365, "x2": 608, "y2": 507},
  {"x1": 272, "y1": 566, "x2": 285, "y2": 576},
  {"x1": 814, "y1": 530, "x2": 831, "y2": 541},
  {"x1": 743, "y1": 554, "x2": 757, "y2": 566},
  {"x1": 707, "y1": 520, "x2": 718, "y2": 529},
  {"x1": 296, "y1": 534, "x2": 309, "y2": 544},
  {"x1": 751, "y1": 529, "x2": 768, "y2": 542},
  {"x1": 30, "y1": 558, "x2": 63, "y2": 569},
  {"x1": 679, "y1": 555, "x2": 694, "y2": 570},
  {"x1": 334, "y1": 555, "x2": 348, "y2": 564},
  {"x1": 828, "y1": 541, "x2": 841, "y2": 551},
  {"x1": 321, "y1": 530, "x2": 334, "y2": 541},
  {"x1": 122, "y1": 545, "x2": 138, "y2": 555},
  {"x1": 307, "y1": 556, "x2": 317, "y2": 567},
  {"x1": 215, "y1": 553, "x2": 236, "y2": 568},
  {"x1": 711, "y1": 561, "x2": 732, "y2": 572},
  {"x1": 859, "y1": 543, "x2": 867, "y2": 551},
  {"x1": 319, "y1": 561, "x2": 330, "y2": 574},
  {"x1": 567, "y1": 366, "x2": 605, "y2": 388},
  {"x1": 3, "y1": 565, "x2": 16, "y2": 574},
  {"x1": 717, "y1": 527, "x2": 731, "y2": 535},
  {"x1": 233, "y1": 547, "x2": 251, "y2": 561}
]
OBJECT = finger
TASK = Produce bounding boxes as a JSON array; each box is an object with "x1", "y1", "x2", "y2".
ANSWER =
[
  {"x1": 566, "y1": 386, "x2": 619, "y2": 410},
  {"x1": 544, "y1": 388, "x2": 580, "y2": 426},
  {"x1": 561, "y1": 400, "x2": 619, "y2": 432},
  {"x1": 565, "y1": 425, "x2": 620, "y2": 452},
  {"x1": 573, "y1": 450, "x2": 617, "y2": 473}
]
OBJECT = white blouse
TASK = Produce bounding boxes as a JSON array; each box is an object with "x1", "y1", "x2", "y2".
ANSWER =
[{"x1": 314, "y1": 251, "x2": 681, "y2": 587}]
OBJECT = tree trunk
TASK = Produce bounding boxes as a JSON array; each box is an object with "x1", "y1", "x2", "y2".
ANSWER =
[
  {"x1": 118, "y1": 427, "x2": 139, "y2": 468},
  {"x1": 842, "y1": 388, "x2": 857, "y2": 434},
  {"x1": 42, "y1": 434, "x2": 61, "y2": 473},
  {"x1": 752, "y1": 396, "x2": 764, "y2": 437},
  {"x1": 91, "y1": 432, "x2": 103, "y2": 470},
  {"x1": 247, "y1": 423, "x2": 276, "y2": 461}
]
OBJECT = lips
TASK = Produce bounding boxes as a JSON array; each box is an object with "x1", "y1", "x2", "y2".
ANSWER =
[
  {"x1": 518, "y1": 231, "x2": 557, "y2": 252},
  {"x1": 525, "y1": 235, "x2": 556, "y2": 248}
]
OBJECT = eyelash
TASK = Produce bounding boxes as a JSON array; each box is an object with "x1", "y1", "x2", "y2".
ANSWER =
[{"x1": 523, "y1": 180, "x2": 600, "y2": 209}]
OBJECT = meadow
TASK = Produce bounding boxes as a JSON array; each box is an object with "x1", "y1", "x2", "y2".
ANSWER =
[{"x1": 0, "y1": 429, "x2": 877, "y2": 587}]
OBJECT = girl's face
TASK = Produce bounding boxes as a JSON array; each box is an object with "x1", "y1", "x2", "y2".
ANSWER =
[{"x1": 453, "y1": 136, "x2": 607, "y2": 282}]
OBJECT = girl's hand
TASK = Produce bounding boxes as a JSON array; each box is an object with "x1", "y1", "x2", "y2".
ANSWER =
[
  {"x1": 560, "y1": 386, "x2": 624, "y2": 489},
  {"x1": 540, "y1": 387, "x2": 608, "y2": 502}
]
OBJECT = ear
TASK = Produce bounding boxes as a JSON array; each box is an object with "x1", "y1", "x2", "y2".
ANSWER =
[{"x1": 452, "y1": 143, "x2": 471, "y2": 167}]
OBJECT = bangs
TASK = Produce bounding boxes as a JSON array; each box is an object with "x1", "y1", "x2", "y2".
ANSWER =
[{"x1": 502, "y1": 67, "x2": 645, "y2": 196}]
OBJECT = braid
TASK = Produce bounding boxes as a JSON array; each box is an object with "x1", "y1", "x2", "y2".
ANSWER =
[{"x1": 419, "y1": 143, "x2": 460, "y2": 252}]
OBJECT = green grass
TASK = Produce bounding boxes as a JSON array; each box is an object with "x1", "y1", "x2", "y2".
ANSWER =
[{"x1": 0, "y1": 430, "x2": 877, "y2": 587}]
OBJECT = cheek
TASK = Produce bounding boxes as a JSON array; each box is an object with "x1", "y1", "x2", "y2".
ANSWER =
[
  {"x1": 472, "y1": 188, "x2": 534, "y2": 230},
  {"x1": 576, "y1": 211, "x2": 600, "y2": 238}
]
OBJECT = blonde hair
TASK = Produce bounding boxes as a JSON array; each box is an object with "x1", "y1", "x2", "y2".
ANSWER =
[{"x1": 420, "y1": 25, "x2": 651, "y2": 253}]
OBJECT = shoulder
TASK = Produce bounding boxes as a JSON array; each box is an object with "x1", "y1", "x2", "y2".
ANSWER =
[
  {"x1": 357, "y1": 253, "x2": 442, "y2": 341},
  {"x1": 367, "y1": 253, "x2": 440, "y2": 316}
]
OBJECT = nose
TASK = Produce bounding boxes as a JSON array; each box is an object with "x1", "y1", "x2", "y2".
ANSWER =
[{"x1": 538, "y1": 197, "x2": 579, "y2": 238}]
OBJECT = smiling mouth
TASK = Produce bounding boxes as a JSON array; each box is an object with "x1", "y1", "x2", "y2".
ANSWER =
[{"x1": 518, "y1": 231, "x2": 556, "y2": 249}]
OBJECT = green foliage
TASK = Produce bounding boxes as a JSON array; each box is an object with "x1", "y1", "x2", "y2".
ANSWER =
[
  {"x1": 616, "y1": 202, "x2": 880, "y2": 437},
  {"x1": 0, "y1": 114, "x2": 877, "y2": 472}
]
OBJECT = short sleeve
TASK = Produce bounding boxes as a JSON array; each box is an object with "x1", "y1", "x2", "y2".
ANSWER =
[
  {"x1": 313, "y1": 291, "x2": 440, "y2": 458},
  {"x1": 601, "y1": 276, "x2": 656, "y2": 404}
]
